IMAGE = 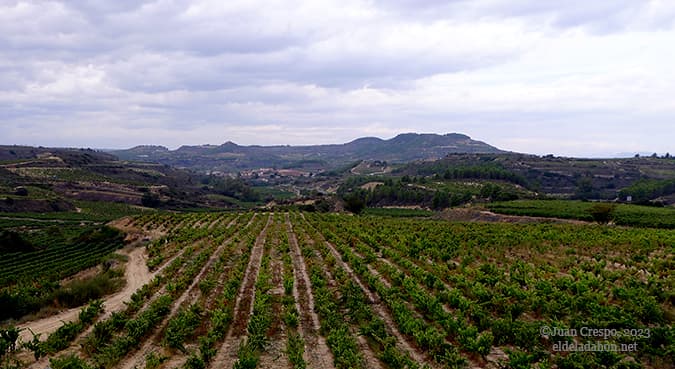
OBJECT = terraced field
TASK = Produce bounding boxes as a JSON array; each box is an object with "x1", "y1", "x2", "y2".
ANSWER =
[{"x1": 3, "y1": 212, "x2": 673, "y2": 369}]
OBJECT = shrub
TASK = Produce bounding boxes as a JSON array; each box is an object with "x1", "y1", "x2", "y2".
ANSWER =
[{"x1": 588, "y1": 203, "x2": 616, "y2": 223}]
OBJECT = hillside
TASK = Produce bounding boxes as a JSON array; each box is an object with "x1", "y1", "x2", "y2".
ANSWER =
[
  {"x1": 397, "y1": 153, "x2": 675, "y2": 200},
  {"x1": 0, "y1": 145, "x2": 259, "y2": 215},
  {"x1": 110, "y1": 133, "x2": 504, "y2": 173}
]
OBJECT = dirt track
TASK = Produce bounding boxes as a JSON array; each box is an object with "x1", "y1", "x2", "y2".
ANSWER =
[{"x1": 18, "y1": 246, "x2": 152, "y2": 342}]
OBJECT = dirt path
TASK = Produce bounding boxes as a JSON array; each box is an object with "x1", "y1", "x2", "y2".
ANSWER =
[
  {"x1": 24, "y1": 243, "x2": 194, "y2": 369},
  {"x1": 285, "y1": 214, "x2": 335, "y2": 369},
  {"x1": 119, "y1": 248, "x2": 213, "y2": 369},
  {"x1": 18, "y1": 245, "x2": 151, "y2": 342},
  {"x1": 210, "y1": 214, "x2": 272, "y2": 369}
]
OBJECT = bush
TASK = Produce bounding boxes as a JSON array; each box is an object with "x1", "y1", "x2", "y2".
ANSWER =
[
  {"x1": 54, "y1": 272, "x2": 123, "y2": 308},
  {"x1": 164, "y1": 304, "x2": 202, "y2": 353},
  {"x1": 141, "y1": 192, "x2": 161, "y2": 208},
  {"x1": 14, "y1": 187, "x2": 28, "y2": 196},
  {"x1": 0, "y1": 231, "x2": 34, "y2": 252},
  {"x1": 0, "y1": 326, "x2": 20, "y2": 358},
  {"x1": 344, "y1": 194, "x2": 365, "y2": 214},
  {"x1": 589, "y1": 203, "x2": 616, "y2": 224}
]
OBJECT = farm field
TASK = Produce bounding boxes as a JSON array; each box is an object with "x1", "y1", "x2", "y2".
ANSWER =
[
  {"x1": 1, "y1": 211, "x2": 673, "y2": 369},
  {"x1": 488, "y1": 200, "x2": 675, "y2": 229}
]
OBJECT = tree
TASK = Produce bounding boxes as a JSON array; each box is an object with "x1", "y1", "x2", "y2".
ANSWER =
[
  {"x1": 432, "y1": 191, "x2": 450, "y2": 209},
  {"x1": 14, "y1": 187, "x2": 28, "y2": 196},
  {"x1": 574, "y1": 178, "x2": 595, "y2": 200},
  {"x1": 141, "y1": 192, "x2": 161, "y2": 208},
  {"x1": 588, "y1": 203, "x2": 616, "y2": 224},
  {"x1": 344, "y1": 193, "x2": 366, "y2": 214}
]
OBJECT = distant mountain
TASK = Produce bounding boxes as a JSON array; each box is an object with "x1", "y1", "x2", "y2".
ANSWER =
[{"x1": 110, "y1": 133, "x2": 504, "y2": 173}]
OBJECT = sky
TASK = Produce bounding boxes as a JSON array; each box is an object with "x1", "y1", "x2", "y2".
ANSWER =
[{"x1": 1, "y1": 0, "x2": 674, "y2": 157}]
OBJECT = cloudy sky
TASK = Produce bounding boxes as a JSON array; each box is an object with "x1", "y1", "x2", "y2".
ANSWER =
[{"x1": 1, "y1": 0, "x2": 674, "y2": 157}]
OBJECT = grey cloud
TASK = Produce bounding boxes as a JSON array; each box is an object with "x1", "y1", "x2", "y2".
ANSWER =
[{"x1": 1, "y1": 0, "x2": 673, "y2": 156}]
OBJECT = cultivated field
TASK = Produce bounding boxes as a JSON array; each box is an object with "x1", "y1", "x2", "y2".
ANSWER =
[{"x1": 1, "y1": 212, "x2": 673, "y2": 369}]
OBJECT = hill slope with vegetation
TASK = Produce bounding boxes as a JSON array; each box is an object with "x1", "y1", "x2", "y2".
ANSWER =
[{"x1": 0, "y1": 145, "x2": 260, "y2": 216}]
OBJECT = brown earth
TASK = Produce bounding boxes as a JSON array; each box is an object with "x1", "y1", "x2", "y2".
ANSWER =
[{"x1": 18, "y1": 246, "x2": 151, "y2": 343}]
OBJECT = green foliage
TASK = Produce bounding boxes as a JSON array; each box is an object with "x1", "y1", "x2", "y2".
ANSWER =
[
  {"x1": 233, "y1": 345, "x2": 258, "y2": 369},
  {"x1": 0, "y1": 231, "x2": 33, "y2": 252},
  {"x1": 53, "y1": 271, "x2": 124, "y2": 308},
  {"x1": 574, "y1": 177, "x2": 597, "y2": 200},
  {"x1": 0, "y1": 327, "x2": 20, "y2": 359},
  {"x1": 50, "y1": 354, "x2": 94, "y2": 369},
  {"x1": 94, "y1": 295, "x2": 173, "y2": 368},
  {"x1": 340, "y1": 174, "x2": 525, "y2": 210},
  {"x1": 363, "y1": 207, "x2": 433, "y2": 217},
  {"x1": 78, "y1": 299, "x2": 104, "y2": 325},
  {"x1": 343, "y1": 193, "x2": 366, "y2": 214},
  {"x1": 620, "y1": 178, "x2": 675, "y2": 203},
  {"x1": 307, "y1": 262, "x2": 365, "y2": 369},
  {"x1": 283, "y1": 308, "x2": 299, "y2": 328},
  {"x1": 141, "y1": 192, "x2": 161, "y2": 208},
  {"x1": 504, "y1": 349, "x2": 537, "y2": 369},
  {"x1": 144, "y1": 352, "x2": 168, "y2": 369},
  {"x1": 408, "y1": 161, "x2": 529, "y2": 187},
  {"x1": 0, "y1": 200, "x2": 151, "y2": 223},
  {"x1": 22, "y1": 331, "x2": 45, "y2": 360},
  {"x1": 306, "y1": 211, "x2": 674, "y2": 368},
  {"x1": 164, "y1": 304, "x2": 202, "y2": 353},
  {"x1": 489, "y1": 200, "x2": 675, "y2": 228},
  {"x1": 6, "y1": 211, "x2": 672, "y2": 369},
  {"x1": 588, "y1": 203, "x2": 616, "y2": 223},
  {"x1": 184, "y1": 355, "x2": 206, "y2": 369},
  {"x1": 40, "y1": 300, "x2": 105, "y2": 355},
  {"x1": 480, "y1": 182, "x2": 518, "y2": 201},
  {"x1": 43, "y1": 322, "x2": 82, "y2": 354},
  {"x1": 287, "y1": 333, "x2": 306, "y2": 369},
  {"x1": 209, "y1": 177, "x2": 259, "y2": 202},
  {"x1": 0, "y1": 225, "x2": 125, "y2": 311}
]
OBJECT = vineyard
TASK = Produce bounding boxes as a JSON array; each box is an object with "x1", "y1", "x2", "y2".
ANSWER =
[
  {"x1": 488, "y1": 200, "x2": 675, "y2": 229},
  {"x1": 1, "y1": 211, "x2": 673, "y2": 369}
]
